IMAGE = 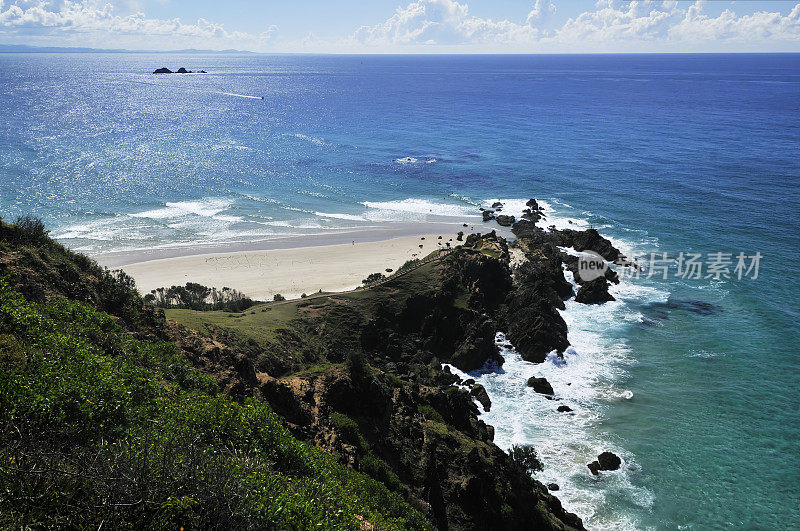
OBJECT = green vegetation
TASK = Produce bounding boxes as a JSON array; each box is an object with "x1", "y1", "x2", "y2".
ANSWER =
[
  {"x1": 273, "y1": 293, "x2": 286, "y2": 302},
  {"x1": 418, "y1": 404, "x2": 445, "y2": 423},
  {"x1": 362, "y1": 272, "x2": 385, "y2": 285},
  {"x1": 508, "y1": 445, "x2": 545, "y2": 475},
  {"x1": 0, "y1": 275, "x2": 430, "y2": 529},
  {"x1": 144, "y1": 282, "x2": 255, "y2": 312}
]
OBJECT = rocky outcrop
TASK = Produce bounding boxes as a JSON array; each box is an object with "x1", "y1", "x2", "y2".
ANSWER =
[
  {"x1": 470, "y1": 383, "x2": 491, "y2": 412},
  {"x1": 557, "y1": 405, "x2": 573, "y2": 412},
  {"x1": 575, "y1": 277, "x2": 615, "y2": 304},
  {"x1": 153, "y1": 67, "x2": 206, "y2": 74},
  {"x1": 562, "y1": 253, "x2": 620, "y2": 286},
  {"x1": 556, "y1": 228, "x2": 624, "y2": 263},
  {"x1": 502, "y1": 241, "x2": 571, "y2": 363},
  {"x1": 588, "y1": 451, "x2": 622, "y2": 475},
  {"x1": 258, "y1": 366, "x2": 582, "y2": 530},
  {"x1": 482, "y1": 210, "x2": 495, "y2": 222},
  {"x1": 527, "y1": 376, "x2": 554, "y2": 395},
  {"x1": 495, "y1": 214, "x2": 515, "y2": 227}
]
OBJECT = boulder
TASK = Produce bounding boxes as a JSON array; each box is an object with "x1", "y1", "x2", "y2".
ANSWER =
[
  {"x1": 525, "y1": 198, "x2": 539, "y2": 209},
  {"x1": 153, "y1": 67, "x2": 173, "y2": 74},
  {"x1": 587, "y1": 451, "x2": 621, "y2": 475},
  {"x1": 575, "y1": 278, "x2": 615, "y2": 304},
  {"x1": 495, "y1": 214, "x2": 515, "y2": 227},
  {"x1": 557, "y1": 405, "x2": 573, "y2": 412},
  {"x1": 547, "y1": 483, "x2": 560, "y2": 491},
  {"x1": 470, "y1": 384, "x2": 491, "y2": 412},
  {"x1": 527, "y1": 376, "x2": 554, "y2": 395},
  {"x1": 491, "y1": 201, "x2": 504, "y2": 209},
  {"x1": 456, "y1": 231, "x2": 464, "y2": 241},
  {"x1": 598, "y1": 451, "x2": 622, "y2": 471},
  {"x1": 482, "y1": 210, "x2": 495, "y2": 222}
]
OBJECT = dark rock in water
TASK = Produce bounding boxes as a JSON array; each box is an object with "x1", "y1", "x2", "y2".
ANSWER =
[
  {"x1": 527, "y1": 376, "x2": 554, "y2": 395},
  {"x1": 153, "y1": 66, "x2": 203, "y2": 74},
  {"x1": 470, "y1": 383, "x2": 491, "y2": 412},
  {"x1": 438, "y1": 235, "x2": 442, "y2": 239},
  {"x1": 491, "y1": 201, "x2": 504, "y2": 209},
  {"x1": 557, "y1": 405, "x2": 573, "y2": 412},
  {"x1": 521, "y1": 208, "x2": 543, "y2": 223},
  {"x1": 463, "y1": 378, "x2": 475, "y2": 386},
  {"x1": 482, "y1": 210, "x2": 495, "y2": 222},
  {"x1": 547, "y1": 483, "x2": 560, "y2": 491},
  {"x1": 457, "y1": 231, "x2": 464, "y2": 241},
  {"x1": 598, "y1": 451, "x2": 622, "y2": 471},
  {"x1": 385, "y1": 268, "x2": 393, "y2": 273},
  {"x1": 462, "y1": 223, "x2": 468, "y2": 227},
  {"x1": 588, "y1": 452, "x2": 622, "y2": 475},
  {"x1": 575, "y1": 278, "x2": 615, "y2": 304},
  {"x1": 525, "y1": 198, "x2": 539, "y2": 209},
  {"x1": 558, "y1": 228, "x2": 624, "y2": 263},
  {"x1": 495, "y1": 214, "x2": 515, "y2": 227}
]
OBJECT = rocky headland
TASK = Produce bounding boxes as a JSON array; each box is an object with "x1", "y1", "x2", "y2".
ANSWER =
[{"x1": 0, "y1": 201, "x2": 630, "y2": 529}]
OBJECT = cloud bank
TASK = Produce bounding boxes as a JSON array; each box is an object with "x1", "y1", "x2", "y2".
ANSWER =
[
  {"x1": 0, "y1": 0, "x2": 276, "y2": 50},
  {"x1": 352, "y1": 0, "x2": 800, "y2": 52},
  {"x1": 2, "y1": 0, "x2": 800, "y2": 52}
]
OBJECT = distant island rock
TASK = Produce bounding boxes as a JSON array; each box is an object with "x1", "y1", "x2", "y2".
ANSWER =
[{"x1": 152, "y1": 67, "x2": 207, "y2": 74}]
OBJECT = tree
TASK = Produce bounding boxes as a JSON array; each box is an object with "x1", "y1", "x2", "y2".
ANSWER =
[
  {"x1": 362, "y1": 272, "x2": 385, "y2": 286},
  {"x1": 508, "y1": 445, "x2": 544, "y2": 475}
]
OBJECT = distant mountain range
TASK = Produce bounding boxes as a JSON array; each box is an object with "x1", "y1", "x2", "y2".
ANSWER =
[{"x1": 0, "y1": 44, "x2": 255, "y2": 54}]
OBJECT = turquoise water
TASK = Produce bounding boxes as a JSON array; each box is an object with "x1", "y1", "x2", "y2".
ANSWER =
[{"x1": 1, "y1": 53, "x2": 798, "y2": 528}]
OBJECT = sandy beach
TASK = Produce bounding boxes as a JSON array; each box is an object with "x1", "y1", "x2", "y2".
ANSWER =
[{"x1": 109, "y1": 228, "x2": 473, "y2": 300}]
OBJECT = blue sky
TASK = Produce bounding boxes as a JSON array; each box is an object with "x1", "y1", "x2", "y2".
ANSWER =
[{"x1": 1, "y1": 1, "x2": 800, "y2": 53}]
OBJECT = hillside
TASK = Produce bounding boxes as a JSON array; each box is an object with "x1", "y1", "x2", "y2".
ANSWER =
[
  {"x1": 0, "y1": 217, "x2": 430, "y2": 529},
  {"x1": 0, "y1": 216, "x2": 595, "y2": 530}
]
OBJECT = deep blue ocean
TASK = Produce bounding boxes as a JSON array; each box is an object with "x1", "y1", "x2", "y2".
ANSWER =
[{"x1": 1, "y1": 53, "x2": 798, "y2": 529}]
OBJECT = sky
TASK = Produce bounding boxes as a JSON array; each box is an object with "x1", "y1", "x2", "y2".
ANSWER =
[{"x1": 1, "y1": 0, "x2": 800, "y2": 53}]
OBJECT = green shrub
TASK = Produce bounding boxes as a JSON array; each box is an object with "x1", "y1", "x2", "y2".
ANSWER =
[
  {"x1": 418, "y1": 405, "x2": 445, "y2": 423},
  {"x1": 508, "y1": 445, "x2": 544, "y2": 475},
  {"x1": 385, "y1": 372, "x2": 404, "y2": 388},
  {"x1": 346, "y1": 349, "x2": 372, "y2": 387},
  {"x1": 362, "y1": 272, "x2": 385, "y2": 286},
  {"x1": 361, "y1": 454, "x2": 401, "y2": 491},
  {"x1": 330, "y1": 412, "x2": 370, "y2": 453},
  {"x1": 0, "y1": 277, "x2": 431, "y2": 530},
  {"x1": 273, "y1": 293, "x2": 286, "y2": 302}
]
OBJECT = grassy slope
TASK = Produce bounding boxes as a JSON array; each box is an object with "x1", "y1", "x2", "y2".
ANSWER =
[
  {"x1": 165, "y1": 260, "x2": 446, "y2": 374},
  {"x1": 0, "y1": 220, "x2": 431, "y2": 530}
]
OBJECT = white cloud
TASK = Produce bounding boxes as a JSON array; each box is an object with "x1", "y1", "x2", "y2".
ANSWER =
[
  {"x1": 0, "y1": 0, "x2": 277, "y2": 50},
  {"x1": 2, "y1": 0, "x2": 800, "y2": 52},
  {"x1": 352, "y1": 0, "x2": 800, "y2": 52},
  {"x1": 352, "y1": 0, "x2": 543, "y2": 47}
]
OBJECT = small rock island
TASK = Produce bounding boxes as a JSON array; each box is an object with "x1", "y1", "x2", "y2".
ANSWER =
[{"x1": 152, "y1": 67, "x2": 207, "y2": 74}]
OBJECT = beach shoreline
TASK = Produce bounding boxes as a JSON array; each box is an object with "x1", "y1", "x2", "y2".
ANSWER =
[{"x1": 106, "y1": 223, "x2": 484, "y2": 301}]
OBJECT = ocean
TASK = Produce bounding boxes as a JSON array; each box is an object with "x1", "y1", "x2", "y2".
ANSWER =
[{"x1": 1, "y1": 52, "x2": 798, "y2": 529}]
